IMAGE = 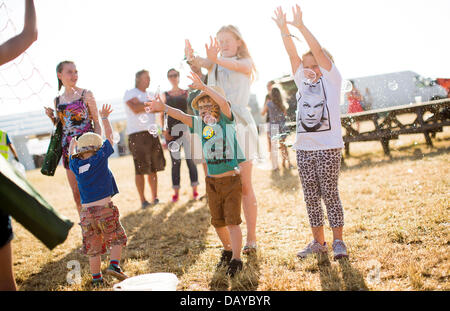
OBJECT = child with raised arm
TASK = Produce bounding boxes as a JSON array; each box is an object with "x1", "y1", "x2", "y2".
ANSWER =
[
  {"x1": 147, "y1": 72, "x2": 245, "y2": 277},
  {"x1": 68, "y1": 104, "x2": 128, "y2": 286},
  {"x1": 272, "y1": 5, "x2": 348, "y2": 260}
]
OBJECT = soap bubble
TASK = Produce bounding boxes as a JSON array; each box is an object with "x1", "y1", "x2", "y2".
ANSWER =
[
  {"x1": 145, "y1": 106, "x2": 151, "y2": 113},
  {"x1": 168, "y1": 141, "x2": 180, "y2": 152},
  {"x1": 204, "y1": 114, "x2": 217, "y2": 126},
  {"x1": 138, "y1": 114, "x2": 149, "y2": 123},
  {"x1": 112, "y1": 132, "x2": 120, "y2": 144},
  {"x1": 388, "y1": 80, "x2": 398, "y2": 91},
  {"x1": 341, "y1": 79, "x2": 353, "y2": 93},
  {"x1": 303, "y1": 68, "x2": 317, "y2": 84}
]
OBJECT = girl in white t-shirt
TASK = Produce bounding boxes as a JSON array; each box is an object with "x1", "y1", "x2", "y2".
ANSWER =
[{"x1": 273, "y1": 5, "x2": 348, "y2": 260}]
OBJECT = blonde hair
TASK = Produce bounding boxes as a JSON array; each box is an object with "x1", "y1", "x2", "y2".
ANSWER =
[
  {"x1": 217, "y1": 25, "x2": 257, "y2": 82},
  {"x1": 302, "y1": 48, "x2": 334, "y2": 63}
]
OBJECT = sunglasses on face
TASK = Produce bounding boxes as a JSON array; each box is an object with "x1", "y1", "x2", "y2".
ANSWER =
[{"x1": 168, "y1": 74, "x2": 179, "y2": 78}]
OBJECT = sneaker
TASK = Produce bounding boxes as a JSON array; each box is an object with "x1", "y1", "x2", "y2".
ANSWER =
[
  {"x1": 216, "y1": 249, "x2": 233, "y2": 268},
  {"x1": 141, "y1": 200, "x2": 151, "y2": 209},
  {"x1": 332, "y1": 239, "x2": 349, "y2": 260},
  {"x1": 106, "y1": 264, "x2": 129, "y2": 281},
  {"x1": 296, "y1": 240, "x2": 328, "y2": 259},
  {"x1": 193, "y1": 191, "x2": 199, "y2": 200},
  {"x1": 152, "y1": 198, "x2": 160, "y2": 205},
  {"x1": 226, "y1": 259, "x2": 243, "y2": 277}
]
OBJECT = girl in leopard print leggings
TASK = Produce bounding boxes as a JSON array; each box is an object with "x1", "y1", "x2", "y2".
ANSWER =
[
  {"x1": 273, "y1": 5, "x2": 348, "y2": 260},
  {"x1": 296, "y1": 149, "x2": 344, "y2": 228}
]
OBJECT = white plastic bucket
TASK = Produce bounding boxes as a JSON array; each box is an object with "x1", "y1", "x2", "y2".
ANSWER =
[{"x1": 113, "y1": 273, "x2": 179, "y2": 291}]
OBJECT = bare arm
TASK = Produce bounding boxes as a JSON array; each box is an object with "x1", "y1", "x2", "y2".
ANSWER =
[
  {"x1": 99, "y1": 104, "x2": 114, "y2": 146},
  {"x1": 68, "y1": 137, "x2": 77, "y2": 157},
  {"x1": 272, "y1": 7, "x2": 302, "y2": 75},
  {"x1": 187, "y1": 71, "x2": 232, "y2": 119},
  {"x1": 204, "y1": 36, "x2": 253, "y2": 75},
  {"x1": 261, "y1": 103, "x2": 269, "y2": 116},
  {"x1": 83, "y1": 90, "x2": 101, "y2": 135},
  {"x1": 44, "y1": 98, "x2": 57, "y2": 125},
  {"x1": 126, "y1": 97, "x2": 147, "y2": 114},
  {"x1": 215, "y1": 57, "x2": 253, "y2": 75},
  {"x1": 288, "y1": 5, "x2": 332, "y2": 71},
  {"x1": 185, "y1": 39, "x2": 214, "y2": 71},
  {"x1": 0, "y1": 0, "x2": 38, "y2": 66},
  {"x1": 147, "y1": 97, "x2": 193, "y2": 128}
]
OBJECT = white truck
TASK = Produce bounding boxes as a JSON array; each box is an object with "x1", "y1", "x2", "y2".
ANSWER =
[{"x1": 340, "y1": 71, "x2": 448, "y2": 114}]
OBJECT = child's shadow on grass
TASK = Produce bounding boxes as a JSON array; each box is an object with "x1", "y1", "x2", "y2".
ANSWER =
[
  {"x1": 317, "y1": 256, "x2": 368, "y2": 291},
  {"x1": 122, "y1": 199, "x2": 211, "y2": 285},
  {"x1": 19, "y1": 199, "x2": 211, "y2": 291}
]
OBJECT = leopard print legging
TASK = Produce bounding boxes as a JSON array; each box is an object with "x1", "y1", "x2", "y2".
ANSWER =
[{"x1": 296, "y1": 149, "x2": 344, "y2": 228}]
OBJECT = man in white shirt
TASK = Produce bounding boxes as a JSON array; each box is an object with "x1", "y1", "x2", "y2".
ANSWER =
[{"x1": 123, "y1": 70, "x2": 166, "y2": 209}]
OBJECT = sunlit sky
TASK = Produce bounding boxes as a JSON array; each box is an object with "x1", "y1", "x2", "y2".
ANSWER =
[{"x1": 0, "y1": 0, "x2": 449, "y2": 116}]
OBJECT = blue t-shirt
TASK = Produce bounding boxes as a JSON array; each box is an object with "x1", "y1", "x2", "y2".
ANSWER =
[
  {"x1": 189, "y1": 111, "x2": 245, "y2": 176},
  {"x1": 69, "y1": 140, "x2": 119, "y2": 204}
]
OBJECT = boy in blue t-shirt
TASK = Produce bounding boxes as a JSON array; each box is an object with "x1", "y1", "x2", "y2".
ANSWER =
[
  {"x1": 147, "y1": 72, "x2": 245, "y2": 277},
  {"x1": 68, "y1": 104, "x2": 128, "y2": 286}
]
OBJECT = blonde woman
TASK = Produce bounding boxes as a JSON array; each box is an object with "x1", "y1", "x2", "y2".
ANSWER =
[{"x1": 186, "y1": 25, "x2": 260, "y2": 254}]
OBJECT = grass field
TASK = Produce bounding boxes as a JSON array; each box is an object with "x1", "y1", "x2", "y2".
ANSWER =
[{"x1": 10, "y1": 121, "x2": 449, "y2": 291}]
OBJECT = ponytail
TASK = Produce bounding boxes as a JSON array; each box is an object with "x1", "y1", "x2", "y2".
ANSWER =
[{"x1": 56, "y1": 61, "x2": 74, "y2": 91}]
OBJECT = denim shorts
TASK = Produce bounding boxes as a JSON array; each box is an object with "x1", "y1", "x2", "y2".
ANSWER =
[{"x1": 0, "y1": 209, "x2": 14, "y2": 248}]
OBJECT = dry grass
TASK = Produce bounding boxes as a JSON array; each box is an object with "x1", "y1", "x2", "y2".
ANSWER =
[{"x1": 10, "y1": 122, "x2": 450, "y2": 291}]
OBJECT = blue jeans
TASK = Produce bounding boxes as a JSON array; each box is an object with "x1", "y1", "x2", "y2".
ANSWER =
[{"x1": 169, "y1": 143, "x2": 199, "y2": 189}]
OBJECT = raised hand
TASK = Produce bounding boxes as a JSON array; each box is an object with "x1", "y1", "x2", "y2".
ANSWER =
[
  {"x1": 99, "y1": 104, "x2": 113, "y2": 119},
  {"x1": 185, "y1": 39, "x2": 194, "y2": 62},
  {"x1": 272, "y1": 6, "x2": 288, "y2": 31},
  {"x1": 205, "y1": 36, "x2": 219, "y2": 63},
  {"x1": 287, "y1": 4, "x2": 304, "y2": 29},
  {"x1": 187, "y1": 71, "x2": 206, "y2": 91}
]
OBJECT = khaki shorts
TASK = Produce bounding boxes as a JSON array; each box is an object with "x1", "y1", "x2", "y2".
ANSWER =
[
  {"x1": 79, "y1": 202, "x2": 127, "y2": 257},
  {"x1": 205, "y1": 175, "x2": 242, "y2": 228},
  {"x1": 128, "y1": 131, "x2": 166, "y2": 174}
]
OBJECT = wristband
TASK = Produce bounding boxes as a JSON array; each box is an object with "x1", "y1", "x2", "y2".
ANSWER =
[{"x1": 101, "y1": 117, "x2": 108, "y2": 120}]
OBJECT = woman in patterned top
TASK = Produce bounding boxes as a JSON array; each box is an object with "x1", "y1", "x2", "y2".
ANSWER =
[{"x1": 44, "y1": 61, "x2": 101, "y2": 215}]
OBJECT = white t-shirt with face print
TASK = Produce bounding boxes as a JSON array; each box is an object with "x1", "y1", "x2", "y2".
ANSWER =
[{"x1": 292, "y1": 63, "x2": 344, "y2": 151}]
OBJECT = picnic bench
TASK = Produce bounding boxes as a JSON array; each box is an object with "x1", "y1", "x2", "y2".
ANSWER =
[{"x1": 286, "y1": 98, "x2": 450, "y2": 156}]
